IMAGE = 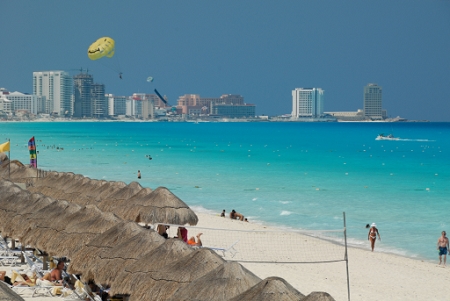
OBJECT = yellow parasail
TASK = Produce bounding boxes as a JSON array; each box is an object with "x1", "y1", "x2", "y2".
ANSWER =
[{"x1": 87, "y1": 37, "x2": 115, "y2": 60}]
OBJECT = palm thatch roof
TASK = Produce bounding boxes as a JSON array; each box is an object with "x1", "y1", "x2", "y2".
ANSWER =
[
  {"x1": 91, "y1": 229, "x2": 165, "y2": 285},
  {"x1": 301, "y1": 292, "x2": 336, "y2": 301},
  {"x1": 110, "y1": 238, "x2": 194, "y2": 296},
  {"x1": 68, "y1": 221, "x2": 145, "y2": 280},
  {"x1": 0, "y1": 152, "x2": 8, "y2": 162},
  {"x1": 20, "y1": 201, "x2": 83, "y2": 251},
  {"x1": 52, "y1": 177, "x2": 89, "y2": 202},
  {"x1": 0, "y1": 186, "x2": 56, "y2": 238},
  {"x1": 18, "y1": 199, "x2": 77, "y2": 229},
  {"x1": 229, "y1": 277, "x2": 305, "y2": 301},
  {"x1": 44, "y1": 205, "x2": 123, "y2": 258},
  {"x1": 28, "y1": 172, "x2": 86, "y2": 200},
  {"x1": 5, "y1": 164, "x2": 38, "y2": 183},
  {"x1": 0, "y1": 160, "x2": 24, "y2": 178},
  {"x1": 126, "y1": 248, "x2": 225, "y2": 301},
  {"x1": 0, "y1": 280, "x2": 25, "y2": 301},
  {"x1": 167, "y1": 261, "x2": 262, "y2": 301},
  {"x1": 92, "y1": 181, "x2": 128, "y2": 202},
  {"x1": 119, "y1": 186, "x2": 199, "y2": 225},
  {"x1": 98, "y1": 182, "x2": 142, "y2": 214},
  {"x1": 97, "y1": 187, "x2": 153, "y2": 213},
  {"x1": 70, "y1": 179, "x2": 108, "y2": 205}
]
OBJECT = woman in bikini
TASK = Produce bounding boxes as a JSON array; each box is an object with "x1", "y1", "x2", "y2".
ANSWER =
[{"x1": 368, "y1": 223, "x2": 381, "y2": 252}]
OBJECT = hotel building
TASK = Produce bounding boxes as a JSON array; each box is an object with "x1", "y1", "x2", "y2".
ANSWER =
[
  {"x1": 292, "y1": 88, "x2": 324, "y2": 118},
  {"x1": 73, "y1": 73, "x2": 106, "y2": 118},
  {"x1": 177, "y1": 94, "x2": 254, "y2": 117},
  {"x1": 33, "y1": 71, "x2": 73, "y2": 116},
  {"x1": 363, "y1": 83, "x2": 383, "y2": 120}
]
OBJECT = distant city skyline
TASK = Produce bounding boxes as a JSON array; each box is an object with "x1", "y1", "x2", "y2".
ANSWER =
[
  {"x1": 0, "y1": 69, "x2": 398, "y2": 121},
  {"x1": 1, "y1": 1, "x2": 449, "y2": 120}
]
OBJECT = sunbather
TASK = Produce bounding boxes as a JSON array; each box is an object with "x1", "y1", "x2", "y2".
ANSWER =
[
  {"x1": 13, "y1": 273, "x2": 35, "y2": 286},
  {"x1": 37, "y1": 260, "x2": 64, "y2": 286},
  {"x1": 187, "y1": 233, "x2": 203, "y2": 247},
  {"x1": 50, "y1": 260, "x2": 65, "y2": 284},
  {"x1": 0, "y1": 270, "x2": 12, "y2": 285}
]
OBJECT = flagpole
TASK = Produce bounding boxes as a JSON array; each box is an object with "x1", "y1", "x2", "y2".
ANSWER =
[
  {"x1": 8, "y1": 138, "x2": 10, "y2": 179},
  {"x1": 36, "y1": 136, "x2": 38, "y2": 179}
]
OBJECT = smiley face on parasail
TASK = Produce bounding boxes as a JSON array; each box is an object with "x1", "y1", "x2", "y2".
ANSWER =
[{"x1": 87, "y1": 37, "x2": 115, "y2": 60}]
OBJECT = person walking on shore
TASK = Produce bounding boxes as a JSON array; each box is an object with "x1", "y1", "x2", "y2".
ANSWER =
[
  {"x1": 437, "y1": 231, "x2": 449, "y2": 266},
  {"x1": 368, "y1": 223, "x2": 380, "y2": 252}
]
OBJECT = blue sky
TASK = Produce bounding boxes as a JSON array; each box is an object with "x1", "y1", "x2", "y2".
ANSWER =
[{"x1": 1, "y1": 1, "x2": 449, "y2": 121}]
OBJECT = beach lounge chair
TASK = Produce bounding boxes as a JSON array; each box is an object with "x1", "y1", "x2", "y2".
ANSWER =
[
  {"x1": 10, "y1": 270, "x2": 35, "y2": 293},
  {"x1": 8, "y1": 269, "x2": 54, "y2": 297},
  {"x1": 206, "y1": 240, "x2": 239, "y2": 258},
  {"x1": 0, "y1": 255, "x2": 19, "y2": 266},
  {"x1": 9, "y1": 270, "x2": 36, "y2": 295},
  {"x1": 22, "y1": 251, "x2": 45, "y2": 278},
  {"x1": 69, "y1": 274, "x2": 102, "y2": 301}
]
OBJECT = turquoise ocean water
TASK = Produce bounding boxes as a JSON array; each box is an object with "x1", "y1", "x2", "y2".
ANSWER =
[{"x1": 1, "y1": 121, "x2": 449, "y2": 262}]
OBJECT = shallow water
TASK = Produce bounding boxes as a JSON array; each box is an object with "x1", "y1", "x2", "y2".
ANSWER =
[{"x1": 1, "y1": 121, "x2": 449, "y2": 262}]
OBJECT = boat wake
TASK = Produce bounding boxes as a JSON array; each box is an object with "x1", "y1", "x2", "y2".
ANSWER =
[{"x1": 395, "y1": 138, "x2": 435, "y2": 142}]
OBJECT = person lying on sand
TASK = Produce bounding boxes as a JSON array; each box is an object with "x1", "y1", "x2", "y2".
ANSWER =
[{"x1": 187, "y1": 233, "x2": 203, "y2": 247}]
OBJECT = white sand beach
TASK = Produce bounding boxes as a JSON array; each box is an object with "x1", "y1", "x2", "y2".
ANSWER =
[
  {"x1": 2, "y1": 211, "x2": 449, "y2": 301},
  {"x1": 193, "y1": 212, "x2": 450, "y2": 301}
]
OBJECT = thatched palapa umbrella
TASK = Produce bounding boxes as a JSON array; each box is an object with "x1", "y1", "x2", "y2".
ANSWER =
[
  {"x1": 53, "y1": 174, "x2": 90, "y2": 202},
  {"x1": 97, "y1": 181, "x2": 143, "y2": 210},
  {"x1": 302, "y1": 292, "x2": 336, "y2": 301},
  {"x1": 45, "y1": 205, "x2": 123, "y2": 258},
  {"x1": 126, "y1": 248, "x2": 225, "y2": 301},
  {"x1": 91, "y1": 229, "x2": 165, "y2": 285},
  {"x1": 119, "y1": 186, "x2": 199, "y2": 225},
  {"x1": 99, "y1": 188, "x2": 153, "y2": 221},
  {"x1": 167, "y1": 261, "x2": 262, "y2": 301},
  {"x1": 92, "y1": 181, "x2": 128, "y2": 203},
  {"x1": 20, "y1": 201, "x2": 83, "y2": 252},
  {"x1": 70, "y1": 178, "x2": 109, "y2": 205},
  {"x1": 28, "y1": 172, "x2": 83, "y2": 200},
  {"x1": 110, "y1": 238, "x2": 194, "y2": 296},
  {"x1": 229, "y1": 277, "x2": 306, "y2": 301},
  {"x1": 68, "y1": 221, "x2": 145, "y2": 280},
  {"x1": 0, "y1": 185, "x2": 55, "y2": 238},
  {"x1": 11, "y1": 193, "x2": 73, "y2": 239}
]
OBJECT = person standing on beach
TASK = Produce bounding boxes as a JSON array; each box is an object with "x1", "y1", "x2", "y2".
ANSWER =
[
  {"x1": 137, "y1": 170, "x2": 141, "y2": 179},
  {"x1": 437, "y1": 231, "x2": 449, "y2": 266},
  {"x1": 368, "y1": 223, "x2": 380, "y2": 252}
]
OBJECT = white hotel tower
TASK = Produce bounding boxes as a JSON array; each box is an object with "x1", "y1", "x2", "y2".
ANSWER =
[
  {"x1": 33, "y1": 71, "x2": 73, "y2": 116},
  {"x1": 292, "y1": 88, "x2": 324, "y2": 118}
]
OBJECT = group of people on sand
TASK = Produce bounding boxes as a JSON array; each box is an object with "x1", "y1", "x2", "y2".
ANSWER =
[
  {"x1": 220, "y1": 209, "x2": 248, "y2": 222},
  {"x1": 157, "y1": 224, "x2": 203, "y2": 247}
]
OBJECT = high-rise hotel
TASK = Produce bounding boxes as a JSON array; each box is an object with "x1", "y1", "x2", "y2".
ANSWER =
[
  {"x1": 33, "y1": 71, "x2": 73, "y2": 116},
  {"x1": 292, "y1": 88, "x2": 324, "y2": 118},
  {"x1": 363, "y1": 83, "x2": 383, "y2": 120}
]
